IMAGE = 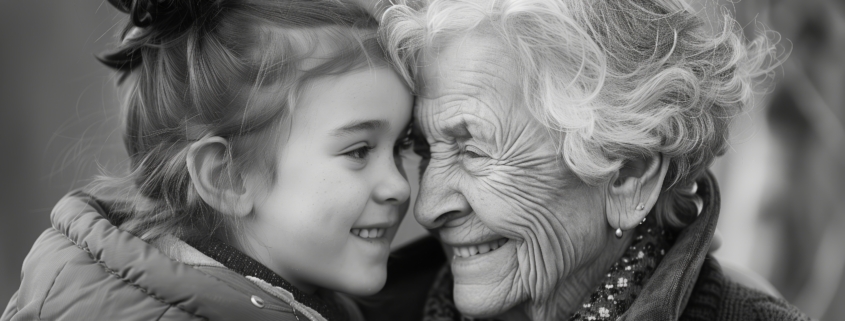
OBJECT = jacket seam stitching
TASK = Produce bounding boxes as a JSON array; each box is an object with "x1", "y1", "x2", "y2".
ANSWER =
[
  {"x1": 193, "y1": 266, "x2": 297, "y2": 314},
  {"x1": 37, "y1": 256, "x2": 68, "y2": 321},
  {"x1": 58, "y1": 232, "x2": 205, "y2": 320},
  {"x1": 155, "y1": 305, "x2": 170, "y2": 321}
]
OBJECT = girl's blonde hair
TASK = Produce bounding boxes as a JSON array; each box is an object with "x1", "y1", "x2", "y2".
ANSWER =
[{"x1": 91, "y1": 0, "x2": 392, "y2": 242}]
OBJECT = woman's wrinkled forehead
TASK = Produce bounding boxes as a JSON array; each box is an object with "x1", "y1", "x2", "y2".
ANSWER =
[{"x1": 417, "y1": 33, "x2": 518, "y2": 101}]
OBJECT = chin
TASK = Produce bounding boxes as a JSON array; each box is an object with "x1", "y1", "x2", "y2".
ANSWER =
[
  {"x1": 453, "y1": 286, "x2": 520, "y2": 318},
  {"x1": 335, "y1": 268, "x2": 387, "y2": 296}
]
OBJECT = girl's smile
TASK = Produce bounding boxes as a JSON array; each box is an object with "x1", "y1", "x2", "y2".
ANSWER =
[{"x1": 242, "y1": 66, "x2": 413, "y2": 296}]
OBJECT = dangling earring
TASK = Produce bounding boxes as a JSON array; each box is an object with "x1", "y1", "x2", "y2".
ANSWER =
[
  {"x1": 639, "y1": 217, "x2": 647, "y2": 225},
  {"x1": 615, "y1": 228, "x2": 623, "y2": 238}
]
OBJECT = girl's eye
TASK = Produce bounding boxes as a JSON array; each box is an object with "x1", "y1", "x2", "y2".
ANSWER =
[{"x1": 345, "y1": 145, "x2": 373, "y2": 160}]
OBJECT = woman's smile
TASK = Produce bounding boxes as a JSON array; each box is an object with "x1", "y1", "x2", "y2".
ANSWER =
[{"x1": 451, "y1": 238, "x2": 509, "y2": 258}]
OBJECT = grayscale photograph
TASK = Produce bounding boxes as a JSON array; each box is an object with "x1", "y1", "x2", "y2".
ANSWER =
[{"x1": 1, "y1": 0, "x2": 842, "y2": 320}]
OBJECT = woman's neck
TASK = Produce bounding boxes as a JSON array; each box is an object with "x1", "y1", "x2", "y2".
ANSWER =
[
  {"x1": 494, "y1": 305, "x2": 532, "y2": 321},
  {"x1": 496, "y1": 232, "x2": 635, "y2": 320}
]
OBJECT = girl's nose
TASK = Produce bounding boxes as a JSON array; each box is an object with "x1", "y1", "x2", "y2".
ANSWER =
[{"x1": 373, "y1": 154, "x2": 411, "y2": 205}]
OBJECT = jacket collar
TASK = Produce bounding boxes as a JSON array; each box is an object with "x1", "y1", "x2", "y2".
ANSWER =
[
  {"x1": 51, "y1": 191, "x2": 341, "y2": 321},
  {"x1": 50, "y1": 191, "x2": 272, "y2": 319},
  {"x1": 184, "y1": 237, "x2": 344, "y2": 321},
  {"x1": 620, "y1": 171, "x2": 721, "y2": 321}
]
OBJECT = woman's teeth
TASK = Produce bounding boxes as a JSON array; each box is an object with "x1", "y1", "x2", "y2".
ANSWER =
[
  {"x1": 351, "y1": 228, "x2": 385, "y2": 239},
  {"x1": 453, "y1": 238, "x2": 509, "y2": 258}
]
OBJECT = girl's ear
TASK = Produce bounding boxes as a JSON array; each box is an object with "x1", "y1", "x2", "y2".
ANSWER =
[
  {"x1": 605, "y1": 153, "x2": 670, "y2": 231},
  {"x1": 187, "y1": 136, "x2": 254, "y2": 218}
]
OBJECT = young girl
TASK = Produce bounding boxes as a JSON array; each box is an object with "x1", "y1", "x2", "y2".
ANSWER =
[{"x1": 1, "y1": 1, "x2": 412, "y2": 320}]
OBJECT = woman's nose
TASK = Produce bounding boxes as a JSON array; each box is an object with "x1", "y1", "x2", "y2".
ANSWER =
[
  {"x1": 414, "y1": 168, "x2": 472, "y2": 230},
  {"x1": 373, "y1": 154, "x2": 411, "y2": 205}
]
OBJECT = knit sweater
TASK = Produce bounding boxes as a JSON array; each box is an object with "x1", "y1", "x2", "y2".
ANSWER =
[{"x1": 679, "y1": 256, "x2": 810, "y2": 321}]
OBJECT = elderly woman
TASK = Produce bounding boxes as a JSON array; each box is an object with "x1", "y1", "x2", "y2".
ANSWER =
[{"x1": 358, "y1": 0, "x2": 810, "y2": 320}]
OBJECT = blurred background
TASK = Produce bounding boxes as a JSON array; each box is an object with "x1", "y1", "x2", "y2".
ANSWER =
[{"x1": 0, "y1": 1, "x2": 842, "y2": 319}]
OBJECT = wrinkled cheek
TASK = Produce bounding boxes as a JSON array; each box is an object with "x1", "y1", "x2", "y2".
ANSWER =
[
  {"x1": 513, "y1": 225, "x2": 568, "y2": 303},
  {"x1": 474, "y1": 213, "x2": 567, "y2": 306},
  {"x1": 495, "y1": 208, "x2": 566, "y2": 299},
  {"x1": 469, "y1": 199, "x2": 569, "y2": 303}
]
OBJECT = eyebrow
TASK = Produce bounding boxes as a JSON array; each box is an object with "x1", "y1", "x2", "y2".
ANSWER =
[
  {"x1": 331, "y1": 119, "x2": 390, "y2": 137},
  {"x1": 441, "y1": 117, "x2": 495, "y2": 144},
  {"x1": 442, "y1": 119, "x2": 471, "y2": 139}
]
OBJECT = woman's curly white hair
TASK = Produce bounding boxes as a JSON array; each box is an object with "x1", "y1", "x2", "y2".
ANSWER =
[{"x1": 381, "y1": 0, "x2": 782, "y2": 229}]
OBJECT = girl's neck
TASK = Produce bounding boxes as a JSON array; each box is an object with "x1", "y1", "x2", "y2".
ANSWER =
[{"x1": 233, "y1": 235, "x2": 318, "y2": 294}]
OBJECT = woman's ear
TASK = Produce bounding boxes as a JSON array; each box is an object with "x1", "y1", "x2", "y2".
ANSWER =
[
  {"x1": 605, "y1": 153, "x2": 670, "y2": 231},
  {"x1": 186, "y1": 136, "x2": 254, "y2": 218}
]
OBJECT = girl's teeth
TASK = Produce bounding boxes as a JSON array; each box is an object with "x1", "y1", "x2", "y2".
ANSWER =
[
  {"x1": 453, "y1": 238, "x2": 509, "y2": 258},
  {"x1": 350, "y1": 228, "x2": 385, "y2": 239}
]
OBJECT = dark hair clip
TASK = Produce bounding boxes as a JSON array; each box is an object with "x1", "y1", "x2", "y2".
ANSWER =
[
  {"x1": 96, "y1": 47, "x2": 143, "y2": 76},
  {"x1": 97, "y1": 0, "x2": 191, "y2": 79},
  {"x1": 108, "y1": 0, "x2": 172, "y2": 28}
]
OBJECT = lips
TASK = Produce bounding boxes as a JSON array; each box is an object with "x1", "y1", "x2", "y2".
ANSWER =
[
  {"x1": 350, "y1": 228, "x2": 386, "y2": 239},
  {"x1": 452, "y1": 238, "x2": 509, "y2": 258}
]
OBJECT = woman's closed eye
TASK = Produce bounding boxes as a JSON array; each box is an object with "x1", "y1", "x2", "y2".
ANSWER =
[
  {"x1": 394, "y1": 133, "x2": 414, "y2": 155},
  {"x1": 410, "y1": 123, "x2": 431, "y2": 159},
  {"x1": 463, "y1": 145, "x2": 489, "y2": 159}
]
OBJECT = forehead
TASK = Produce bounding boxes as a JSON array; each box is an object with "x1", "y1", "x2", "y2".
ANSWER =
[{"x1": 418, "y1": 33, "x2": 517, "y2": 101}]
